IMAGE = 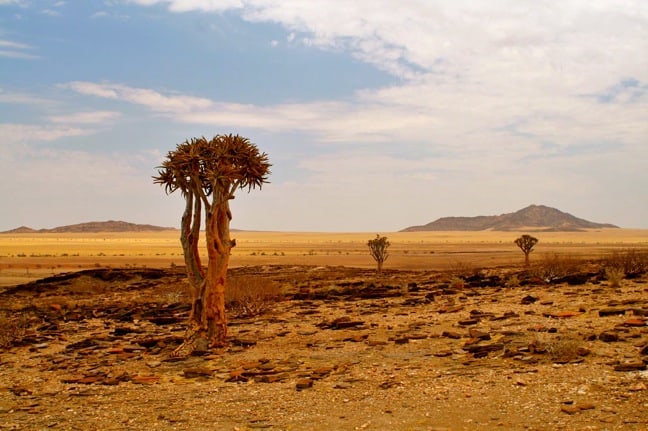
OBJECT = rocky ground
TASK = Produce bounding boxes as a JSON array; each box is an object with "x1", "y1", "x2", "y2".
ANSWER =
[{"x1": 0, "y1": 265, "x2": 647, "y2": 431}]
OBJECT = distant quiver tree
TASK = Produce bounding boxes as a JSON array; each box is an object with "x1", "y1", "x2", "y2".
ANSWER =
[
  {"x1": 515, "y1": 234, "x2": 538, "y2": 267},
  {"x1": 368, "y1": 234, "x2": 390, "y2": 273},
  {"x1": 154, "y1": 134, "x2": 271, "y2": 356}
]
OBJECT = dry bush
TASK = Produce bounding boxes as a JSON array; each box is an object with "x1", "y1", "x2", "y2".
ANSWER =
[
  {"x1": 605, "y1": 267, "x2": 624, "y2": 288},
  {"x1": 448, "y1": 261, "x2": 478, "y2": 279},
  {"x1": 546, "y1": 335, "x2": 586, "y2": 363},
  {"x1": 505, "y1": 274, "x2": 521, "y2": 288},
  {"x1": 605, "y1": 249, "x2": 648, "y2": 278},
  {"x1": 0, "y1": 311, "x2": 30, "y2": 348},
  {"x1": 529, "y1": 333, "x2": 586, "y2": 363},
  {"x1": 226, "y1": 276, "x2": 282, "y2": 318},
  {"x1": 532, "y1": 253, "x2": 582, "y2": 283},
  {"x1": 449, "y1": 276, "x2": 466, "y2": 289}
]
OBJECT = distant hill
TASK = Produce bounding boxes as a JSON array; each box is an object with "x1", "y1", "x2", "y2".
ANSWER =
[
  {"x1": 2, "y1": 220, "x2": 176, "y2": 234},
  {"x1": 401, "y1": 205, "x2": 619, "y2": 232}
]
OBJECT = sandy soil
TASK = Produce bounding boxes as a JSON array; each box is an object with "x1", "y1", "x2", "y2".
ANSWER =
[{"x1": 0, "y1": 263, "x2": 647, "y2": 431}]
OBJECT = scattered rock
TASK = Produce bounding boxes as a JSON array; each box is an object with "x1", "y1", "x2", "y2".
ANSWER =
[
  {"x1": 296, "y1": 378, "x2": 313, "y2": 390},
  {"x1": 613, "y1": 362, "x2": 646, "y2": 372},
  {"x1": 599, "y1": 331, "x2": 619, "y2": 342},
  {"x1": 183, "y1": 367, "x2": 213, "y2": 378},
  {"x1": 599, "y1": 308, "x2": 627, "y2": 317},
  {"x1": 521, "y1": 295, "x2": 538, "y2": 305}
]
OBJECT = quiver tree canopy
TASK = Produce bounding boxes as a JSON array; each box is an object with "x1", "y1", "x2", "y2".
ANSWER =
[{"x1": 153, "y1": 134, "x2": 270, "y2": 356}]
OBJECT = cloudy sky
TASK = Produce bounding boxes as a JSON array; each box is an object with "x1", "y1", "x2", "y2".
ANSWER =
[{"x1": 1, "y1": 1, "x2": 646, "y2": 232}]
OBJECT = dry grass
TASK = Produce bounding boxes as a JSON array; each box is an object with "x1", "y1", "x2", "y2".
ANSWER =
[
  {"x1": 604, "y1": 248, "x2": 648, "y2": 278},
  {"x1": 1, "y1": 229, "x2": 647, "y2": 286},
  {"x1": 546, "y1": 335, "x2": 588, "y2": 363},
  {"x1": 531, "y1": 253, "x2": 584, "y2": 283},
  {"x1": 226, "y1": 275, "x2": 282, "y2": 318},
  {"x1": 0, "y1": 311, "x2": 30, "y2": 348}
]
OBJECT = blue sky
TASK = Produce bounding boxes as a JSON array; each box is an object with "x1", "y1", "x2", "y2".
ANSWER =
[{"x1": 1, "y1": 1, "x2": 646, "y2": 231}]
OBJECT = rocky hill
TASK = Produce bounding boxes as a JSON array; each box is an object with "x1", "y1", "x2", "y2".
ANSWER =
[
  {"x1": 401, "y1": 204, "x2": 619, "y2": 232},
  {"x1": 2, "y1": 220, "x2": 176, "y2": 233}
]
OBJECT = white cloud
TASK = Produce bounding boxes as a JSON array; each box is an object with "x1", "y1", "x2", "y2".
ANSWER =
[
  {"x1": 61, "y1": 81, "x2": 213, "y2": 113},
  {"x1": 48, "y1": 111, "x2": 122, "y2": 124},
  {"x1": 0, "y1": 123, "x2": 95, "y2": 147}
]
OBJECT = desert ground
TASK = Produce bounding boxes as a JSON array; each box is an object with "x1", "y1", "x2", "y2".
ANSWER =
[{"x1": 0, "y1": 230, "x2": 647, "y2": 430}]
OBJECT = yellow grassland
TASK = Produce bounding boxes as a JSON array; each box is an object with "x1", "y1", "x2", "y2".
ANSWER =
[{"x1": 0, "y1": 229, "x2": 647, "y2": 287}]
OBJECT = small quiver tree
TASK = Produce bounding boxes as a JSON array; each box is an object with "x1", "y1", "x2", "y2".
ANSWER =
[
  {"x1": 368, "y1": 234, "x2": 390, "y2": 274},
  {"x1": 515, "y1": 234, "x2": 538, "y2": 267},
  {"x1": 154, "y1": 134, "x2": 271, "y2": 356}
]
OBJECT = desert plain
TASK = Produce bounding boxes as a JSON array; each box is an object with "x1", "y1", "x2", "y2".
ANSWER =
[{"x1": 0, "y1": 229, "x2": 647, "y2": 430}]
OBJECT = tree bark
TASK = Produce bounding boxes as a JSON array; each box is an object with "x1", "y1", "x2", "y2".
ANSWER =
[{"x1": 173, "y1": 196, "x2": 232, "y2": 356}]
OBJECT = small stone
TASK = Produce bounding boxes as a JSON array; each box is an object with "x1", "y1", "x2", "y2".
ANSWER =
[
  {"x1": 599, "y1": 331, "x2": 619, "y2": 342},
  {"x1": 614, "y1": 362, "x2": 646, "y2": 372},
  {"x1": 367, "y1": 339, "x2": 388, "y2": 346},
  {"x1": 629, "y1": 382, "x2": 646, "y2": 391},
  {"x1": 521, "y1": 295, "x2": 538, "y2": 305},
  {"x1": 183, "y1": 367, "x2": 213, "y2": 378},
  {"x1": 468, "y1": 329, "x2": 491, "y2": 340},
  {"x1": 334, "y1": 382, "x2": 352, "y2": 389},
  {"x1": 131, "y1": 375, "x2": 159, "y2": 384},
  {"x1": 226, "y1": 369, "x2": 248, "y2": 382},
  {"x1": 442, "y1": 331, "x2": 462, "y2": 339},
  {"x1": 561, "y1": 405, "x2": 580, "y2": 415},
  {"x1": 458, "y1": 319, "x2": 479, "y2": 326},
  {"x1": 599, "y1": 308, "x2": 627, "y2": 317},
  {"x1": 296, "y1": 378, "x2": 313, "y2": 390},
  {"x1": 544, "y1": 311, "x2": 582, "y2": 318},
  {"x1": 623, "y1": 319, "x2": 646, "y2": 327},
  {"x1": 577, "y1": 402, "x2": 596, "y2": 411}
]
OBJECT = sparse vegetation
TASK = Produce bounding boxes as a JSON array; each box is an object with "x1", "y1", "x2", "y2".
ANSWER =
[
  {"x1": 532, "y1": 253, "x2": 582, "y2": 283},
  {"x1": 546, "y1": 335, "x2": 586, "y2": 364},
  {"x1": 605, "y1": 266, "x2": 624, "y2": 288},
  {"x1": 226, "y1": 276, "x2": 281, "y2": 318},
  {"x1": 0, "y1": 312, "x2": 30, "y2": 348},
  {"x1": 605, "y1": 248, "x2": 648, "y2": 278}
]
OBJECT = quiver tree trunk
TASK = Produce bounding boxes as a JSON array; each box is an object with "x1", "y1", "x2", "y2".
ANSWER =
[{"x1": 173, "y1": 197, "x2": 233, "y2": 356}]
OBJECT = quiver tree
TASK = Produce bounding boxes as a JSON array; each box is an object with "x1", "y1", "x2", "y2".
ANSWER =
[
  {"x1": 154, "y1": 134, "x2": 270, "y2": 356},
  {"x1": 515, "y1": 234, "x2": 538, "y2": 267},
  {"x1": 368, "y1": 234, "x2": 390, "y2": 273}
]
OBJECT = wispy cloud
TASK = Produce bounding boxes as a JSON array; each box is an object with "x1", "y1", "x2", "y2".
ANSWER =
[
  {"x1": 61, "y1": 81, "x2": 213, "y2": 113},
  {"x1": 0, "y1": 38, "x2": 39, "y2": 59},
  {"x1": 47, "y1": 110, "x2": 122, "y2": 124},
  {"x1": 0, "y1": 123, "x2": 95, "y2": 146},
  {"x1": 0, "y1": 89, "x2": 56, "y2": 106}
]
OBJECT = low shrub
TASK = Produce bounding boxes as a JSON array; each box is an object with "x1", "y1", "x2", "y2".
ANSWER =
[
  {"x1": 0, "y1": 312, "x2": 30, "y2": 348},
  {"x1": 605, "y1": 249, "x2": 648, "y2": 278},
  {"x1": 226, "y1": 276, "x2": 282, "y2": 318},
  {"x1": 532, "y1": 253, "x2": 582, "y2": 283},
  {"x1": 605, "y1": 267, "x2": 624, "y2": 288},
  {"x1": 547, "y1": 335, "x2": 586, "y2": 363}
]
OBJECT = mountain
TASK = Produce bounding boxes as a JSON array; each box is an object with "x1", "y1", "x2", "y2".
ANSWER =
[
  {"x1": 401, "y1": 205, "x2": 619, "y2": 232},
  {"x1": 2, "y1": 220, "x2": 176, "y2": 234}
]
